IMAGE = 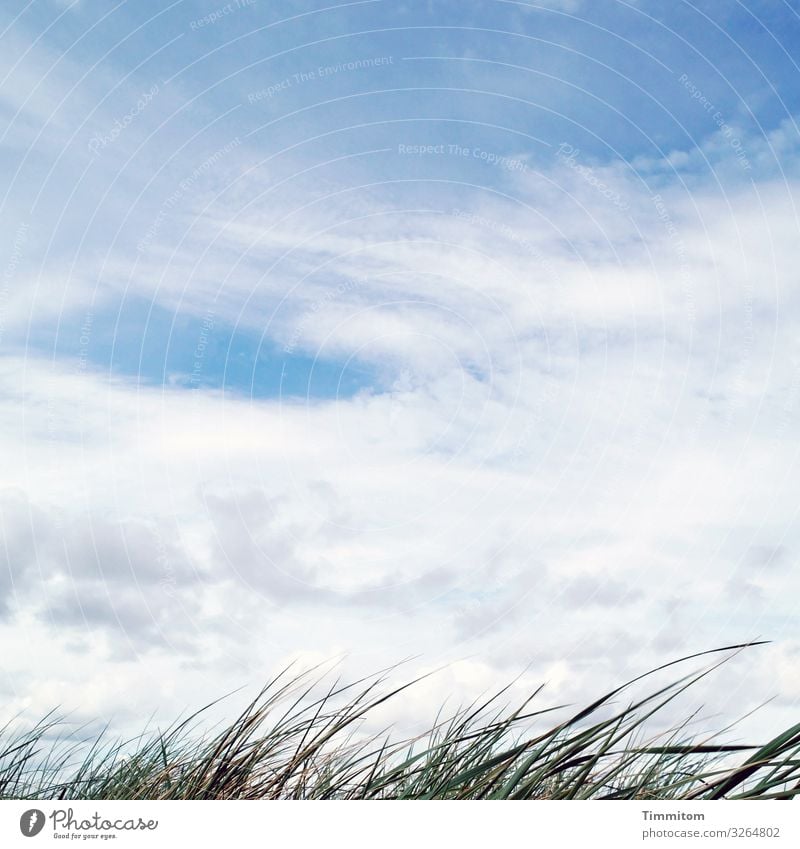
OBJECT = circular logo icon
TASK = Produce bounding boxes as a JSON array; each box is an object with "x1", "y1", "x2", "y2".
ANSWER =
[{"x1": 19, "y1": 810, "x2": 45, "y2": 837}]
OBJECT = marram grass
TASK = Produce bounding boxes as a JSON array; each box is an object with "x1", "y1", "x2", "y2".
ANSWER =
[{"x1": 2, "y1": 642, "x2": 799, "y2": 800}]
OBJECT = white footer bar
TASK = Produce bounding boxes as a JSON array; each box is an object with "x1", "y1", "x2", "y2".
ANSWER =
[{"x1": 1, "y1": 800, "x2": 797, "y2": 848}]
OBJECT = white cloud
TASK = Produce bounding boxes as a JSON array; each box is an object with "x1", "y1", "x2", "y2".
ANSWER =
[{"x1": 3, "y1": 26, "x2": 800, "y2": 742}]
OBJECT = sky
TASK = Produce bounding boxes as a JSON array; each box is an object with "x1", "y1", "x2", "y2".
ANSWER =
[{"x1": 1, "y1": 0, "x2": 800, "y2": 742}]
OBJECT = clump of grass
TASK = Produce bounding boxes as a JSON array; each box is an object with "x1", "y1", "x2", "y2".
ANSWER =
[{"x1": 2, "y1": 642, "x2": 799, "y2": 800}]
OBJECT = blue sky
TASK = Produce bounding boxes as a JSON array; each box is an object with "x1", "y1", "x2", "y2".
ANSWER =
[
  {"x1": 1, "y1": 0, "x2": 800, "y2": 738},
  {"x1": 5, "y1": 0, "x2": 799, "y2": 396}
]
